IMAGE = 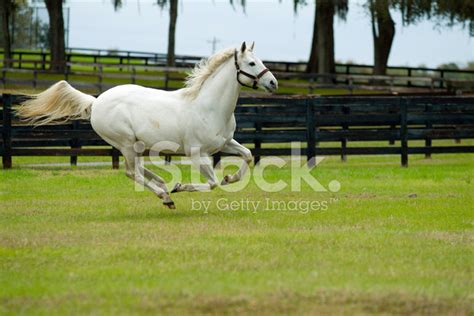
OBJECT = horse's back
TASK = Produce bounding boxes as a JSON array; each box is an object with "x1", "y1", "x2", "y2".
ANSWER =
[
  {"x1": 94, "y1": 84, "x2": 182, "y2": 108},
  {"x1": 90, "y1": 84, "x2": 186, "y2": 150}
]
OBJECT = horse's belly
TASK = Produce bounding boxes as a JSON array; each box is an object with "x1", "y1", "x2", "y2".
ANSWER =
[
  {"x1": 183, "y1": 127, "x2": 234, "y2": 156},
  {"x1": 133, "y1": 114, "x2": 185, "y2": 153},
  {"x1": 200, "y1": 136, "x2": 229, "y2": 155}
]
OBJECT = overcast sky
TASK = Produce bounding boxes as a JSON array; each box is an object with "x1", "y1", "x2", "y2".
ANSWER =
[{"x1": 65, "y1": 0, "x2": 474, "y2": 68}]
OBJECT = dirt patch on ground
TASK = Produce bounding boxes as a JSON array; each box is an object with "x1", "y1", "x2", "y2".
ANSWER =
[
  {"x1": 183, "y1": 291, "x2": 472, "y2": 315},
  {"x1": 2, "y1": 290, "x2": 471, "y2": 315},
  {"x1": 415, "y1": 231, "x2": 473, "y2": 245}
]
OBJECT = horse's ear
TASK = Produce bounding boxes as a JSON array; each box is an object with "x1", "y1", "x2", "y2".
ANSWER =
[
  {"x1": 240, "y1": 42, "x2": 246, "y2": 53},
  {"x1": 250, "y1": 41, "x2": 255, "y2": 51}
]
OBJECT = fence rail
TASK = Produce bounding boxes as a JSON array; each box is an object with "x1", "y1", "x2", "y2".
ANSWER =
[
  {"x1": 2, "y1": 58, "x2": 473, "y2": 95},
  {"x1": 2, "y1": 48, "x2": 474, "y2": 93},
  {"x1": 5, "y1": 47, "x2": 474, "y2": 76},
  {"x1": 2, "y1": 94, "x2": 473, "y2": 169}
]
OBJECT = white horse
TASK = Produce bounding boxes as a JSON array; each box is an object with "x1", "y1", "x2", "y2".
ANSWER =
[{"x1": 18, "y1": 42, "x2": 278, "y2": 208}]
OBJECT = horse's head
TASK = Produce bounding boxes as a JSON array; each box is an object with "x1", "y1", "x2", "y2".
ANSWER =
[{"x1": 234, "y1": 42, "x2": 278, "y2": 93}]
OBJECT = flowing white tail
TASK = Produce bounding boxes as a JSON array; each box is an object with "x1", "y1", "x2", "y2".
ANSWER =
[{"x1": 17, "y1": 80, "x2": 96, "y2": 126}]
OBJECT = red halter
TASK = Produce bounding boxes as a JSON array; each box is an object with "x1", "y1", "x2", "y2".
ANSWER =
[{"x1": 234, "y1": 50, "x2": 270, "y2": 90}]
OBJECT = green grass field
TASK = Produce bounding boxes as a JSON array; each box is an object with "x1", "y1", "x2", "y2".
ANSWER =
[{"x1": 1, "y1": 153, "x2": 473, "y2": 315}]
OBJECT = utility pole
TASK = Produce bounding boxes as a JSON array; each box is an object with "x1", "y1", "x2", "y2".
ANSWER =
[{"x1": 207, "y1": 37, "x2": 221, "y2": 54}]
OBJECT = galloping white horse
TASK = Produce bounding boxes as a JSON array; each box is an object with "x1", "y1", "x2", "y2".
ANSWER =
[{"x1": 18, "y1": 42, "x2": 278, "y2": 208}]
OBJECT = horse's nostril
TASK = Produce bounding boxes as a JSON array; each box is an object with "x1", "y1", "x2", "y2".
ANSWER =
[{"x1": 270, "y1": 80, "x2": 275, "y2": 86}]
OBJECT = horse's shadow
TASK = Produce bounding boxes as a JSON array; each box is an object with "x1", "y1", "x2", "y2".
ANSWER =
[{"x1": 98, "y1": 207, "x2": 210, "y2": 223}]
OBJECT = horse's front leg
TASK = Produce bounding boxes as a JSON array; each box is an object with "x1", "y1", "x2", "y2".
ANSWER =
[
  {"x1": 171, "y1": 156, "x2": 218, "y2": 193},
  {"x1": 220, "y1": 139, "x2": 252, "y2": 185}
]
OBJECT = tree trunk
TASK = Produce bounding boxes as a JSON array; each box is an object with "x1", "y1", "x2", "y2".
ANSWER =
[
  {"x1": 306, "y1": 2, "x2": 318, "y2": 73},
  {"x1": 167, "y1": 0, "x2": 178, "y2": 67},
  {"x1": 45, "y1": 0, "x2": 65, "y2": 73},
  {"x1": 316, "y1": 0, "x2": 335, "y2": 82},
  {"x1": 0, "y1": 0, "x2": 12, "y2": 68},
  {"x1": 371, "y1": 0, "x2": 395, "y2": 76}
]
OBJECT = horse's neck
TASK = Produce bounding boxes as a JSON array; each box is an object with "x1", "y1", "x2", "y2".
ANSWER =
[{"x1": 194, "y1": 58, "x2": 240, "y2": 122}]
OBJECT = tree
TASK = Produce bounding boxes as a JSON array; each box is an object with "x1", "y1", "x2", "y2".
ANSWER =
[
  {"x1": 367, "y1": 0, "x2": 473, "y2": 77},
  {"x1": 0, "y1": 0, "x2": 13, "y2": 67},
  {"x1": 113, "y1": 0, "x2": 179, "y2": 67},
  {"x1": 294, "y1": 0, "x2": 348, "y2": 77},
  {"x1": 164, "y1": 0, "x2": 177, "y2": 67},
  {"x1": 44, "y1": 0, "x2": 66, "y2": 72},
  {"x1": 395, "y1": 0, "x2": 474, "y2": 36},
  {"x1": 369, "y1": 0, "x2": 395, "y2": 76},
  {"x1": 112, "y1": 0, "x2": 122, "y2": 10}
]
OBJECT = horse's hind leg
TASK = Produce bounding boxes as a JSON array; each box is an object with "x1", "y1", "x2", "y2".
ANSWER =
[
  {"x1": 171, "y1": 156, "x2": 218, "y2": 193},
  {"x1": 121, "y1": 147, "x2": 175, "y2": 209},
  {"x1": 143, "y1": 167, "x2": 169, "y2": 192}
]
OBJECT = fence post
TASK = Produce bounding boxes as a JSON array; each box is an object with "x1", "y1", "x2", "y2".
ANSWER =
[
  {"x1": 308, "y1": 77, "x2": 314, "y2": 94},
  {"x1": 400, "y1": 97, "x2": 408, "y2": 167},
  {"x1": 164, "y1": 71, "x2": 169, "y2": 90},
  {"x1": 341, "y1": 106, "x2": 349, "y2": 162},
  {"x1": 425, "y1": 104, "x2": 432, "y2": 159},
  {"x1": 112, "y1": 147, "x2": 120, "y2": 169},
  {"x1": 42, "y1": 53, "x2": 46, "y2": 70},
  {"x1": 98, "y1": 65, "x2": 103, "y2": 93},
  {"x1": 345, "y1": 65, "x2": 350, "y2": 85},
  {"x1": 33, "y1": 66, "x2": 38, "y2": 89},
  {"x1": 408, "y1": 68, "x2": 412, "y2": 87},
  {"x1": 389, "y1": 105, "x2": 396, "y2": 145},
  {"x1": 66, "y1": 54, "x2": 71, "y2": 77},
  {"x1": 2, "y1": 94, "x2": 12, "y2": 169},
  {"x1": 1, "y1": 67, "x2": 6, "y2": 88},
  {"x1": 439, "y1": 70, "x2": 446, "y2": 89},
  {"x1": 70, "y1": 120, "x2": 80, "y2": 166},
  {"x1": 306, "y1": 98, "x2": 316, "y2": 167},
  {"x1": 131, "y1": 67, "x2": 136, "y2": 84},
  {"x1": 254, "y1": 106, "x2": 262, "y2": 164},
  {"x1": 64, "y1": 64, "x2": 69, "y2": 82},
  {"x1": 348, "y1": 77, "x2": 354, "y2": 95}
]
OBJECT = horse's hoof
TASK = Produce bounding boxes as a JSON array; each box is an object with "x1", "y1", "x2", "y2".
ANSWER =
[
  {"x1": 163, "y1": 201, "x2": 176, "y2": 209},
  {"x1": 221, "y1": 175, "x2": 230, "y2": 185},
  {"x1": 170, "y1": 183, "x2": 181, "y2": 194}
]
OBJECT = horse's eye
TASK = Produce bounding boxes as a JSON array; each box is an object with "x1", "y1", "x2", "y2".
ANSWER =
[{"x1": 249, "y1": 62, "x2": 256, "y2": 66}]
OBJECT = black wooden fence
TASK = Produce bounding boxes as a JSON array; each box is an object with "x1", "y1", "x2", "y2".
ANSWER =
[
  {"x1": 6, "y1": 47, "x2": 474, "y2": 80},
  {"x1": 3, "y1": 48, "x2": 474, "y2": 93},
  {"x1": 1, "y1": 94, "x2": 474, "y2": 169}
]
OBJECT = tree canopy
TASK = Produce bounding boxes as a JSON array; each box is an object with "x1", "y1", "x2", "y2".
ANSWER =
[
  {"x1": 293, "y1": 0, "x2": 348, "y2": 19},
  {"x1": 394, "y1": 0, "x2": 474, "y2": 36}
]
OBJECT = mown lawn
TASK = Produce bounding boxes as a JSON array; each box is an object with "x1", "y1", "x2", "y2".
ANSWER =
[{"x1": 0, "y1": 154, "x2": 473, "y2": 315}]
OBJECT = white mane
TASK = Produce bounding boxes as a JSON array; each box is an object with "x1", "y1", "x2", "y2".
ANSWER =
[{"x1": 182, "y1": 47, "x2": 235, "y2": 100}]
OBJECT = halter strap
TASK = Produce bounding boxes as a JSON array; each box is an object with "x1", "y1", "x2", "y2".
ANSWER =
[{"x1": 234, "y1": 49, "x2": 269, "y2": 90}]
